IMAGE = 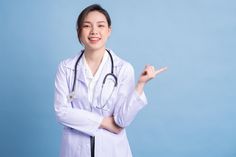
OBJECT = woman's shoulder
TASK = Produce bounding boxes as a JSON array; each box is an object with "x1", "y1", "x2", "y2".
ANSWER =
[{"x1": 58, "y1": 53, "x2": 82, "y2": 70}]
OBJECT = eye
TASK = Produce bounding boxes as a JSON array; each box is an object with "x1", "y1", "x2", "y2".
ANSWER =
[
  {"x1": 82, "y1": 24, "x2": 90, "y2": 28},
  {"x1": 98, "y1": 24, "x2": 105, "y2": 28}
]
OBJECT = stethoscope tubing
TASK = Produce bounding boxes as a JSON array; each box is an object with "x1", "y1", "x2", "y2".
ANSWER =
[{"x1": 72, "y1": 49, "x2": 117, "y2": 93}]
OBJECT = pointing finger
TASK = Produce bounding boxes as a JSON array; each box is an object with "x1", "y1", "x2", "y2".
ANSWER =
[{"x1": 154, "y1": 67, "x2": 168, "y2": 76}]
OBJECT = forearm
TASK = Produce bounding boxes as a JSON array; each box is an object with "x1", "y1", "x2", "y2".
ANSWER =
[
  {"x1": 135, "y1": 82, "x2": 145, "y2": 96},
  {"x1": 113, "y1": 63, "x2": 147, "y2": 128},
  {"x1": 114, "y1": 91, "x2": 147, "y2": 128},
  {"x1": 55, "y1": 106, "x2": 103, "y2": 136}
]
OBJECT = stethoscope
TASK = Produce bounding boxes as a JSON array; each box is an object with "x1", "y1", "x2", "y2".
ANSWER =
[{"x1": 67, "y1": 49, "x2": 118, "y2": 109}]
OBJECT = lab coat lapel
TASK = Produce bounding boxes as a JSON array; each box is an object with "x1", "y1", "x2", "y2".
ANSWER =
[
  {"x1": 64, "y1": 52, "x2": 87, "y2": 85},
  {"x1": 75, "y1": 63, "x2": 86, "y2": 85}
]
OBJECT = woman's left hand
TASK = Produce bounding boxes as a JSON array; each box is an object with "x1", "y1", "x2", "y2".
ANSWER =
[
  {"x1": 138, "y1": 65, "x2": 167, "y2": 84},
  {"x1": 135, "y1": 65, "x2": 167, "y2": 95}
]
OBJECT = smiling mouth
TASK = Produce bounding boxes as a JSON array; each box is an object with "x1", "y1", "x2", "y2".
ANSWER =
[{"x1": 88, "y1": 37, "x2": 101, "y2": 42}]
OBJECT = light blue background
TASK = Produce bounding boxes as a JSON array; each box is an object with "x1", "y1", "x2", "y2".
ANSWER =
[{"x1": 0, "y1": 0, "x2": 235, "y2": 157}]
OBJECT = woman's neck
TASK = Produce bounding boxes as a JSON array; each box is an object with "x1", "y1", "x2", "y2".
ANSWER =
[
  {"x1": 84, "y1": 48, "x2": 106, "y2": 75},
  {"x1": 84, "y1": 48, "x2": 105, "y2": 63}
]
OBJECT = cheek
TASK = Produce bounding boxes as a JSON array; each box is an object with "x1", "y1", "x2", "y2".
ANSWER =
[
  {"x1": 102, "y1": 30, "x2": 111, "y2": 37},
  {"x1": 78, "y1": 34, "x2": 87, "y2": 45},
  {"x1": 81, "y1": 28, "x2": 90, "y2": 35},
  {"x1": 80, "y1": 30, "x2": 89, "y2": 39}
]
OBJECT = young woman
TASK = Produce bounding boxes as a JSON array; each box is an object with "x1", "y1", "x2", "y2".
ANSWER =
[{"x1": 54, "y1": 4, "x2": 167, "y2": 157}]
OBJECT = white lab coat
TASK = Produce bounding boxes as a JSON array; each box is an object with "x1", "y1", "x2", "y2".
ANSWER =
[{"x1": 54, "y1": 49, "x2": 147, "y2": 157}]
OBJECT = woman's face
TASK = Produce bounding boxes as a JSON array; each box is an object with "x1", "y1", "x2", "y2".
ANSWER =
[{"x1": 80, "y1": 11, "x2": 111, "y2": 51}]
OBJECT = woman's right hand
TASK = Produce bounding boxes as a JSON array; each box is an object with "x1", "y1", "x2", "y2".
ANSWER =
[{"x1": 100, "y1": 116, "x2": 123, "y2": 134}]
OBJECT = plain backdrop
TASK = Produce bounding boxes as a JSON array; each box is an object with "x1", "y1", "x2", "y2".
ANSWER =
[{"x1": 0, "y1": 0, "x2": 235, "y2": 157}]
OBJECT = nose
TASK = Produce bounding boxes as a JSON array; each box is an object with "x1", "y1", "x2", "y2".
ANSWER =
[{"x1": 90, "y1": 26, "x2": 98, "y2": 35}]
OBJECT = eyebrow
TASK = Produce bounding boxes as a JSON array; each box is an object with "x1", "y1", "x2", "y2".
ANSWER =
[{"x1": 83, "y1": 21, "x2": 106, "y2": 24}]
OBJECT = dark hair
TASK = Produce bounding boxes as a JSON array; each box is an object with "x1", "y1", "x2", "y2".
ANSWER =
[{"x1": 76, "y1": 4, "x2": 111, "y2": 43}]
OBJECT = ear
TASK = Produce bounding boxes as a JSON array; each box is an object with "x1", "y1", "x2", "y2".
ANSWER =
[{"x1": 108, "y1": 26, "x2": 112, "y2": 37}]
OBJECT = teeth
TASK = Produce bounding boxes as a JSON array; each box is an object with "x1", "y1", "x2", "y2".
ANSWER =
[{"x1": 89, "y1": 37, "x2": 100, "y2": 41}]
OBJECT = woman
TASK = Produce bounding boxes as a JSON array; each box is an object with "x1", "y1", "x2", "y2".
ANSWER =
[{"x1": 54, "y1": 4, "x2": 167, "y2": 157}]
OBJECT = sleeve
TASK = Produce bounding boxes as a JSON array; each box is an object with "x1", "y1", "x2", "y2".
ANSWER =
[
  {"x1": 54, "y1": 61, "x2": 103, "y2": 136},
  {"x1": 113, "y1": 63, "x2": 148, "y2": 128}
]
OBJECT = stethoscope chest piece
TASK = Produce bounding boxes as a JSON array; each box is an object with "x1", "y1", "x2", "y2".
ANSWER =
[{"x1": 67, "y1": 91, "x2": 79, "y2": 103}]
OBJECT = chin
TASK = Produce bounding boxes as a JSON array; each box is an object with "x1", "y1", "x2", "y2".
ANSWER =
[{"x1": 85, "y1": 44, "x2": 105, "y2": 51}]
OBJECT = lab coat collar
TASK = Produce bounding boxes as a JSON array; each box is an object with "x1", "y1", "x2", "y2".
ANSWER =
[
  {"x1": 64, "y1": 49, "x2": 122, "y2": 70},
  {"x1": 63, "y1": 49, "x2": 123, "y2": 84},
  {"x1": 62, "y1": 50, "x2": 86, "y2": 84}
]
